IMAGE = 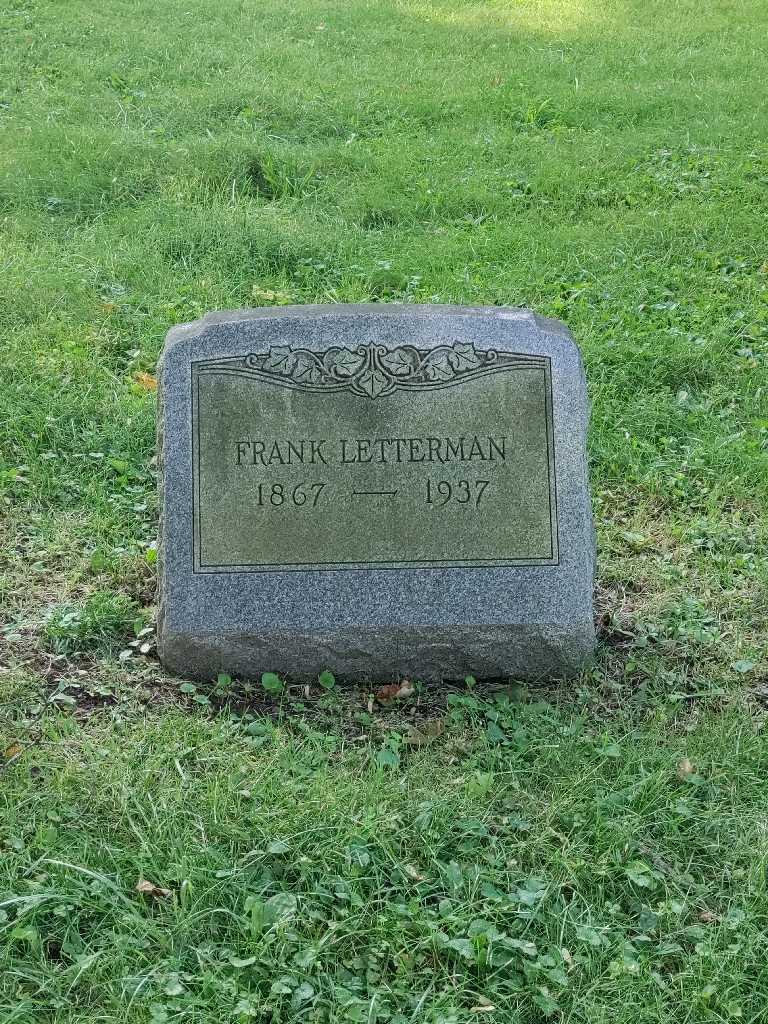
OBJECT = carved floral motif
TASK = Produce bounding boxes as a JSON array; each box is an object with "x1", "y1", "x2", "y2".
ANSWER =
[{"x1": 243, "y1": 342, "x2": 501, "y2": 398}]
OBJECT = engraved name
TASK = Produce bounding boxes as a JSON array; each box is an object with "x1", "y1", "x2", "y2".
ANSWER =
[{"x1": 235, "y1": 435, "x2": 508, "y2": 467}]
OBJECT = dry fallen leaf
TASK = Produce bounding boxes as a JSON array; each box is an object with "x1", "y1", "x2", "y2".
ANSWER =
[
  {"x1": 375, "y1": 683, "x2": 401, "y2": 703},
  {"x1": 677, "y1": 757, "x2": 695, "y2": 780},
  {"x1": 422, "y1": 718, "x2": 445, "y2": 738},
  {"x1": 136, "y1": 879, "x2": 172, "y2": 899},
  {"x1": 403, "y1": 719, "x2": 445, "y2": 747},
  {"x1": 470, "y1": 997, "x2": 496, "y2": 1013},
  {"x1": 375, "y1": 679, "x2": 414, "y2": 703},
  {"x1": 134, "y1": 372, "x2": 157, "y2": 392}
]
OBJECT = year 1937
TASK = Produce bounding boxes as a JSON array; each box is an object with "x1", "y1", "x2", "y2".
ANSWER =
[{"x1": 425, "y1": 479, "x2": 490, "y2": 507}]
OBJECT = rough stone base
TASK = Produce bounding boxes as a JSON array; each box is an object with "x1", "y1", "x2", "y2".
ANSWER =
[{"x1": 157, "y1": 622, "x2": 595, "y2": 683}]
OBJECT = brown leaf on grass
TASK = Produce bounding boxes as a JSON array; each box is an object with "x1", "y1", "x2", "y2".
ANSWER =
[
  {"x1": 402, "y1": 719, "x2": 445, "y2": 747},
  {"x1": 134, "y1": 372, "x2": 157, "y2": 392},
  {"x1": 375, "y1": 679, "x2": 414, "y2": 704},
  {"x1": 136, "y1": 879, "x2": 172, "y2": 899},
  {"x1": 677, "y1": 757, "x2": 695, "y2": 780}
]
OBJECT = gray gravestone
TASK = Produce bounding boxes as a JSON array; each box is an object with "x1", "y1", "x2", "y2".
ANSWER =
[{"x1": 157, "y1": 305, "x2": 595, "y2": 681}]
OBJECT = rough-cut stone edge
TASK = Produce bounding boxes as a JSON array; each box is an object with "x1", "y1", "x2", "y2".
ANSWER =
[
  {"x1": 156, "y1": 304, "x2": 595, "y2": 683},
  {"x1": 158, "y1": 623, "x2": 595, "y2": 683}
]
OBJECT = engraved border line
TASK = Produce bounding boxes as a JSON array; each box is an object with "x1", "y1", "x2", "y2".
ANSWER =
[{"x1": 190, "y1": 350, "x2": 559, "y2": 574}]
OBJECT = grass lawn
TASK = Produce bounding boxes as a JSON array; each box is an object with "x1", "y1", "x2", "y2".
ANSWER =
[{"x1": 2, "y1": 0, "x2": 768, "y2": 1020}]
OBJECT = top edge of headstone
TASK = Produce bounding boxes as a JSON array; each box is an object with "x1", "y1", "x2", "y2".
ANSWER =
[{"x1": 161, "y1": 304, "x2": 574, "y2": 355}]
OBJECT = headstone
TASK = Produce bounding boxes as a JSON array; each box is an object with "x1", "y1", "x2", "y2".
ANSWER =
[{"x1": 157, "y1": 305, "x2": 595, "y2": 681}]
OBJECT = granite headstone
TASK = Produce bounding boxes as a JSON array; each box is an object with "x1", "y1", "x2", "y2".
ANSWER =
[{"x1": 157, "y1": 304, "x2": 595, "y2": 681}]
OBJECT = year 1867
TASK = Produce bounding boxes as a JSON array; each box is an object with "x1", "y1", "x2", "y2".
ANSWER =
[{"x1": 255, "y1": 482, "x2": 326, "y2": 507}]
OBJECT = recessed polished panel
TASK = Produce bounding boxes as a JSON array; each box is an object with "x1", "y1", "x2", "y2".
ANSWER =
[{"x1": 191, "y1": 342, "x2": 558, "y2": 572}]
